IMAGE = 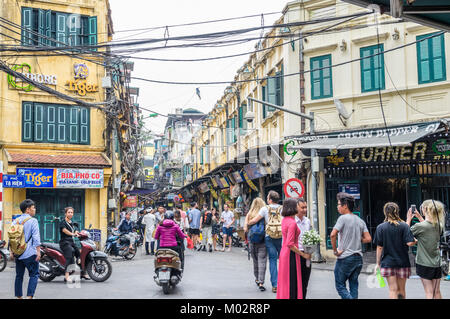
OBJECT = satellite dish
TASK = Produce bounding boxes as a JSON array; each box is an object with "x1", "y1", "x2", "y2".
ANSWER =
[{"x1": 334, "y1": 99, "x2": 353, "y2": 126}]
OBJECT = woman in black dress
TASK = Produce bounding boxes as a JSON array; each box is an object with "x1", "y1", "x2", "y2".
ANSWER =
[{"x1": 59, "y1": 207, "x2": 89, "y2": 282}]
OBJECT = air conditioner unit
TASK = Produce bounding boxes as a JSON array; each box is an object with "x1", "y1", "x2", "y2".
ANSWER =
[{"x1": 186, "y1": 174, "x2": 192, "y2": 182}]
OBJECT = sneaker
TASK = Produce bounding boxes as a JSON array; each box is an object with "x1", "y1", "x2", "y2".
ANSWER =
[
  {"x1": 201, "y1": 246, "x2": 207, "y2": 252},
  {"x1": 272, "y1": 287, "x2": 277, "y2": 293},
  {"x1": 208, "y1": 245, "x2": 212, "y2": 253},
  {"x1": 258, "y1": 284, "x2": 266, "y2": 291}
]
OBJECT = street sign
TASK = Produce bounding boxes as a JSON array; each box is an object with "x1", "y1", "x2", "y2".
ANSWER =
[
  {"x1": 2, "y1": 175, "x2": 25, "y2": 188},
  {"x1": 284, "y1": 178, "x2": 305, "y2": 199}
]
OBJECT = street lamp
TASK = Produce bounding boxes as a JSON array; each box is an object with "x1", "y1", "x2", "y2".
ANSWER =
[{"x1": 246, "y1": 97, "x2": 323, "y2": 262}]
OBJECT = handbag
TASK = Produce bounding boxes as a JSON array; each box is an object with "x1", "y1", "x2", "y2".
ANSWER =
[
  {"x1": 186, "y1": 237, "x2": 194, "y2": 250},
  {"x1": 431, "y1": 200, "x2": 448, "y2": 277}
]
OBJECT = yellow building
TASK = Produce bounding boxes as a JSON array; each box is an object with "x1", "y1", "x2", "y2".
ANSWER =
[{"x1": 0, "y1": 0, "x2": 113, "y2": 243}]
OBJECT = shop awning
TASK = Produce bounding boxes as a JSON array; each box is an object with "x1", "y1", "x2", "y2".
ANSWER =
[
  {"x1": 5, "y1": 150, "x2": 111, "y2": 168},
  {"x1": 289, "y1": 121, "x2": 443, "y2": 151}
]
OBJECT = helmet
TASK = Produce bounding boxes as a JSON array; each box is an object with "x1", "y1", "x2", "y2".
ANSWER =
[{"x1": 164, "y1": 210, "x2": 174, "y2": 220}]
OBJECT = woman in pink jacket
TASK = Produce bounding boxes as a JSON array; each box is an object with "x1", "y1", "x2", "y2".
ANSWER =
[
  {"x1": 277, "y1": 198, "x2": 311, "y2": 299},
  {"x1": 154, "y1": 211, "x2": 187, "y2": 263}
]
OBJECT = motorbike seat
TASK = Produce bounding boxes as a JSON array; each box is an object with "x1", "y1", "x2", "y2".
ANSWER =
[{"x1": 42, "y1": 243, "x2": 64, "y2": 253}]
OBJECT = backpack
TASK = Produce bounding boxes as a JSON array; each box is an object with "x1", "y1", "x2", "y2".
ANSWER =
[
  {"x1": 202, "y1": 211, "x2": 212, "y2": 226},
  {"x1": 248, "y1": 219, "x2": 265, "y2": 243},
  {"x1": 265, "y1": 206, "x2": 282, "y2": 239},
  {"x1": 8, "y1": 216, "x2": 32, "y2": 257}
]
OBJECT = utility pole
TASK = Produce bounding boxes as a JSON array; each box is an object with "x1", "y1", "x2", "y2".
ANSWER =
[{"x1": 247, "y1": 97, "x2": 323, "y2": 261}]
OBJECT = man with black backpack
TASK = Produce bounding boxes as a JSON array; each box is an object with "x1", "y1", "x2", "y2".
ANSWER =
[
  {"x1": 248, "y1": 190, "x2": 283, "y2": 293},
  {"x1": 8, "y1": 199, "x2": 41, "y2": 299},
  {"x1": 199, "y1": 204, "x2": 213, "y2": 252}
]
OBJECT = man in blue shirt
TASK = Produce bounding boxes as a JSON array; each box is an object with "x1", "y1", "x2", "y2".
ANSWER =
[
  {"x1": 188, "y1": 202, "x2": 202, "y2": 249},
  {"x1": 12, "y1": 199, "x2": 41, "y2": 299}
]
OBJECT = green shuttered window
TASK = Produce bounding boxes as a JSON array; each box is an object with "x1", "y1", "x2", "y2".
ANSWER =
[
  {"x1": 360, "y1": 44, "x2": 385, "y2": 93},
  {"x1": 22, "y1": 102, "x2": 90, "y2": 145},
  {"x1": 310, "y1": 54, "x2": 333, "y2": 99},
  {"x1": 21, "y1": 7, "x2": 97, "y2": 48},
  {"x1": 417, "y1": 33, "x2": 446, "y2": 84},
  {"x1": 262, "y1": 66, "x2": 284, "y2": 119}
]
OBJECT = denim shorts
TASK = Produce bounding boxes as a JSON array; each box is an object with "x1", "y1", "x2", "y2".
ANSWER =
[{"x1": 222, "y1": 227, "x2": 234, "y2": 237}]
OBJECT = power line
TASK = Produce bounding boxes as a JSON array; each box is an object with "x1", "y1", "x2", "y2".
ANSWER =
[
  {"x1": 0, "y1": 12, "x2": 372, "y2": 53},
  {"x1": 129, "y1": 32, "x2": 446, "y2": 86}
]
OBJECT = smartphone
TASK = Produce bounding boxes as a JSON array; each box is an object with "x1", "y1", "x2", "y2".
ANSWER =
[{"x1": 411, "y1": 204, "x2": 416, "y2": 212}]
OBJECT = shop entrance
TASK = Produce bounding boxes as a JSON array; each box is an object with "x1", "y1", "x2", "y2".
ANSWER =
[
  {"x1": 361, "y1": 178, "x2": 408, "y2": 252},
  {"x1": 26, "y1": 189, "x2": 85, "y2": 243}
]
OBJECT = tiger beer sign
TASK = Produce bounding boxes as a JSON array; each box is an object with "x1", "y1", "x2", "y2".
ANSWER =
[{"x1": 65, "y1": 63, "x2": 99, "y2": 96}]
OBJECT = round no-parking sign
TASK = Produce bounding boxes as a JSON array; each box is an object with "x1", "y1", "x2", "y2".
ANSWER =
[{"x1": 283, "y1": 178, "x2": 305, "y2": 199}]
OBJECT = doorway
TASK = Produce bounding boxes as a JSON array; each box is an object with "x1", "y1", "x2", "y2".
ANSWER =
[
  {"x1": 362, "y1": 178, "x2": 408, "y2": 251},
  {"x1": 27, "y1": 189, "x2": 85, "y2": 243}
]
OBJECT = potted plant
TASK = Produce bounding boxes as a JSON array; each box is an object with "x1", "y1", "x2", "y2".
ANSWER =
[{"x1": 302, "y1": 229, "x2": 321, "y2": 254}]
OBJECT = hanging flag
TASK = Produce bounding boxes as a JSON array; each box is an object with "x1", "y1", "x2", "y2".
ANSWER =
[{"x1": 196, "y1": 88, "x2": 201, "y2": 100}]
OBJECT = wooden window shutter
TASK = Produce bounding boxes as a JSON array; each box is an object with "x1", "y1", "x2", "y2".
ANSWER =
[
  {"x1": 34, "y1": 103, "x2": 45, "y2": 142},
  {"x1": 22, "y1": 102, "x2": 34, "y2": 141},
  {"x1": 57, "y1": 106, "x2": 67, "y2": 143},
  {"x1": 80, "y1": 107, "x2": 90, "y2": 144},
  {"x1": 69, "y1": 107, "x2": 79, "y2": 143},
  {"x1": 88, "y1": 16, "x2": 97, "y2": 50},
  {"x1": 38, "y1": 9, "x2": 45, "y2": 46},
  {"x1": 56, "y1": 12, "x2": 67, "y2": 46},
  {"x1": 21, "y1": 7, "x2": 34, "y2": 46},
  {"x1": 47, "y1": 105, "x2": 56, "y2": 142}
]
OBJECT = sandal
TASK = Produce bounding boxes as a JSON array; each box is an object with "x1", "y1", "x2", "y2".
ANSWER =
[{"x1": 258, "y1": 284, "x2": 266, "y2": 291}]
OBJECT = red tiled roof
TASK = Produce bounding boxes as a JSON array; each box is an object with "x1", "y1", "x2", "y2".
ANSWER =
[{"x1": 8, "y1": 152, "x2": 111, "y2": 168}]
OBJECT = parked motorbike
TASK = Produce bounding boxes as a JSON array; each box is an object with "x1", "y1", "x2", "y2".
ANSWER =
[
  {"x1": 0, "y1": 240, "x2": 10, "y2": 272},
  {"x1": 39, "y1": 227, "x2": 112, "y2": 282},
  {"x1": 153, "y1": 248, "x2": 182, "y2": 294},
  {"x1": 104, "y1": 228, "x2": 137, "y2": 260},
  {"x1": 440, "y1": 230, "x2": 450, "y2": 276}
]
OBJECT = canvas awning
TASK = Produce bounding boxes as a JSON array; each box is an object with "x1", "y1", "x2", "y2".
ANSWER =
[{"x1": 289, "y1": 121, "x2": 444, "y2": 152}]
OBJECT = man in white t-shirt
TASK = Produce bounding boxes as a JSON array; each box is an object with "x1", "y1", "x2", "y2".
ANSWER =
[
  {"x1": 295, "y1": 198, "x2": 312, "y2": 298},
  {"x1": 220, "y1": 204, "x2": 235, "y2": 252}
]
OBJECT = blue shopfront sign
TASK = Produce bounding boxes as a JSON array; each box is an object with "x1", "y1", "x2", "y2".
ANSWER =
[
  {"x1": 338, "y1": 184, "x2": 360, "y2": 199},
  {"x1": 16, "y1": 168, "x2": 55, "y2": 188},
  {"x1": 2, "y1": 175, "x2": 25, "y2": 188}
]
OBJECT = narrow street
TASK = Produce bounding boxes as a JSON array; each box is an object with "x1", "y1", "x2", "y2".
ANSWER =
[{"x1": 1, "y1": 247, "x2": 448, "y2": 299}]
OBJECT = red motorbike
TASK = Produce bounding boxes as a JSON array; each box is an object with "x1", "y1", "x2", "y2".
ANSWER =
[{"x1": 39, "y1": 228, "x2": 112, "y2": 282}]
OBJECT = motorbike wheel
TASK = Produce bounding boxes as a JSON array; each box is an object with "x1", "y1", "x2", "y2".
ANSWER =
[
  {"x1": 442, "y1": 253, "x2": 449, "y2": 277},
  {"x1": 86, "y1": 258, "x2": 112, "y2": 282},
  {"x1": 39, "y1": 257, "x2": 57, "y2": 282},
  {"x1": 162, "y1": 283, "x2": 170, "y2": 295},
  {"x1": 0, "y1": 251, "x2": 6, "y2": 272},
  {"x1": 124, "y1": 244, "x2": 136, "y2": 260}
]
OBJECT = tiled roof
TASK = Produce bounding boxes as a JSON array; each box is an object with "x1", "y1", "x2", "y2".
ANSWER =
[{"x1": 7, "y1": 152, "x2": 111, "y2": 168}]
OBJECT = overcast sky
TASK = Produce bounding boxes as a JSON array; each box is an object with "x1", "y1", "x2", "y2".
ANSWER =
[{"x1": 108, "y1": 0, "x2": 288, "y2": 136}]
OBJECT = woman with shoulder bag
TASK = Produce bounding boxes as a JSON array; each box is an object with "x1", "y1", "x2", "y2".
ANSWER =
[
  {"x1": 407, "y1": 199, "x2": 446, "y2": 299},
  {"x1": 59, "y1": 207, "x2": 90, "y2": 282},
  {"x1": 244, "y1": 198, "x2": 267, "y2": 291}
]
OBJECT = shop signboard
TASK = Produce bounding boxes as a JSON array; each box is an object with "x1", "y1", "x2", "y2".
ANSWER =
[
  {"x1": 56, "y1": 169, "x2": 103, "y2": 188},
  {"x1": 338, "y1": 184, "x2": 361, "y2": 199},
  {"x1": 231, "y1": 171, "x2": 244, "y2": 183},
  {"x1": 123, "y1": 195, "x2": 138, "y2": 208},
  {"x1": 198, "y1": 182, "x2": 210, "y2": 193},
  {"x1": 219, "y1": 177, "x2": 230, "y2": 188},
  {"x1": 244, "y1": 163, "x2": 267, "y2": 180},
  {"x1": 16, "y1": 168, "x2": 55, "y2": 188},
  {"x1": 211, "y1": 177, "x2": 219, "y2": 188},
  {"x1": 214, "y1": 176, "x2": 224, "y2": 188}
]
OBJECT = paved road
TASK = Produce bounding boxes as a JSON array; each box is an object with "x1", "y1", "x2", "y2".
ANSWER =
[{"x1": 0, "y1": 247, "x2": 448, "y2": 299}]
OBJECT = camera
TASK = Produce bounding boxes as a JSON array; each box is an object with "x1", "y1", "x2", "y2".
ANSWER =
[{"x1": 244, "y1": 110, "x2": 255, "y2": 123}]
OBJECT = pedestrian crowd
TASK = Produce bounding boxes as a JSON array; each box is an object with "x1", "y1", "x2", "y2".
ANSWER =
[{"x1": 4, "y1": 192, "x2": 448, "y2": 300}]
